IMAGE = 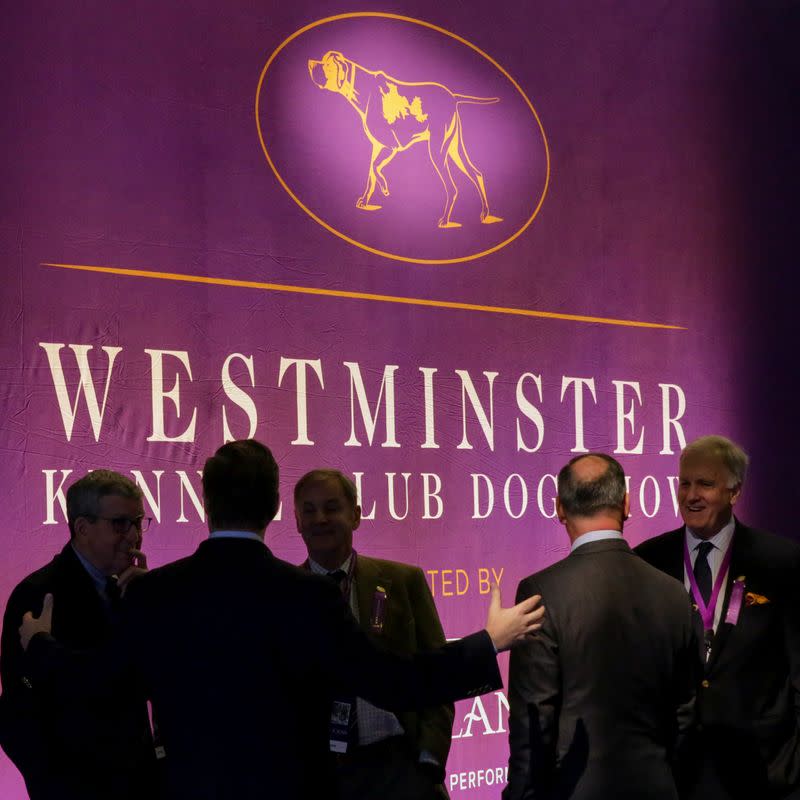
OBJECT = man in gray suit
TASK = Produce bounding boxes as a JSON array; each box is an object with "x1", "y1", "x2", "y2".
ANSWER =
[{"x1": 504, "y1": 453, "x2": 697, "y2": 800}]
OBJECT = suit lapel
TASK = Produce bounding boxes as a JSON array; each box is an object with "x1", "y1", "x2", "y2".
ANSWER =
[
  {"x1": 55, "y1": 544, "x2": 113, "y2": 643},
  {"x1": 355, "y1": 556, "x2": 379, "y2": 630}
]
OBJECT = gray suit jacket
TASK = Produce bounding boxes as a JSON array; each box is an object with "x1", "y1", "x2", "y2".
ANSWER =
[{"x1": 504, "y1": 538, "x2": 696, "y2": 800}]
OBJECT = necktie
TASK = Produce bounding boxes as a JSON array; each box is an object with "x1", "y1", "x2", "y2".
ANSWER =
[
  {"x1": 105, "y1": 576, "x2": 122, "y2": 612},
  {"x1": 327, "y1": 569, "x2": 348, "y2": 594},
  {"x1": 693, "y1": 541, "x2": 714, "y2": 605}
]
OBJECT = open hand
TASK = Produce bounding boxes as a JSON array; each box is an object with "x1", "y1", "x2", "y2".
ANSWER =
[{"x1": 485, "y1": 584, "x2": 544, "y2": 652}]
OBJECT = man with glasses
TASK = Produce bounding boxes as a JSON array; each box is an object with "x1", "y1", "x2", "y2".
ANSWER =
[
  {"x1": 17, "y1": 439, "x2": 544, "y2": 800},
  {"x1": 0, "y1": 470, "x2": 157, "y2": 800}
]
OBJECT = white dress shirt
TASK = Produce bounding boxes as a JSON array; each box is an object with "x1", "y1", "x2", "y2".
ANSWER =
[{"x1": 570, "y1": 529, "x2": 624, "y2": 552}]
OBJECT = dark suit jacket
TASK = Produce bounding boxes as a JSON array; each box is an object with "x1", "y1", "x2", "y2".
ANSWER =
[
  {"x1": 503, "y1": 538, "x2": 697, "y2": 800},
  {"x1": 0, "y1": 543, "x2": 156, "y2": 800},
  {"x1": 636, "y1": 521, "x2": 800, "y2": 799},
  {"x1": 351, "y1": 555, "x2": 454, "y2": 773},
  {"x1": 28, "y1": 538, "x2": 500, "y2": 800}
]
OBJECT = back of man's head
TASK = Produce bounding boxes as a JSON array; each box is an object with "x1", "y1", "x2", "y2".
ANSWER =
[
  {"x1": 202, "y1": 439, "x2": 279, "y2": 532},
  {"x1": 557, "y1": 453, "x2": 627, "y2": 521},
  {"x1": 66, "y1": 470, "x2": 143, "y2": 539}
]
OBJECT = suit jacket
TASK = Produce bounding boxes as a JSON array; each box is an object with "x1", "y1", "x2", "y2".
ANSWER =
[
  {"x1": 0, "y1": 543, "x2": 156, "y2": 800},
  {"x1": 503, "y1": 538, "x2": 697, "y2": 800},
  {"x1": 28, "y1": 538, "x2": 500, "y2": 800},
  {"x1": 352, "y1": 555, "x2": 455, "y2": 778},
  {"x1": 635, "y1": 521, "x2": 800, "y2": 799}
]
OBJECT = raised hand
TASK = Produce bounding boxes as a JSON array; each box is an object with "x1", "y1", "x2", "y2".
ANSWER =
[
  {"x1": 20, "y1": 592, "x2": 54, "y2": 651},
  {"x1": 117, "y1": 548, "x2": 148, "y2": 597}
]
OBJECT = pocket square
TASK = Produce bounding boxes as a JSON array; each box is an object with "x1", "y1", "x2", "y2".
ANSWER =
[{"x1": 744, "y1": 592, "x2": 769, "y2": 606}]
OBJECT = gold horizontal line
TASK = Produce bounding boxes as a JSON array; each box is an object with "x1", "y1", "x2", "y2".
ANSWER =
[{"x1": 41, "y1": 262, "x2": 685, "y2": 330}]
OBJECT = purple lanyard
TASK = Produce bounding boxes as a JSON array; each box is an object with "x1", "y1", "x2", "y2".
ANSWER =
[{"x1": 683, "y1": 536, "x2": 733, "y2": 631}]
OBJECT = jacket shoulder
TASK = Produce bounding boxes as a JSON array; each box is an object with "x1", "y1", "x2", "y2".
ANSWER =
[
  {"x1": 358, "y1": 555, "x2": 421, "y2": 580},
  {"x1": 516, "y1": 554, "x2": 572, "y2": 595},
  {"x1": 737, "y1": 523, "x2": 800, "y2": 557},
  {"x1": 4, "y1": 550, "x2": 71, "y2": 610},
  {"x1": 634, "y1": 527, "x2": 684, "y2": 559}
]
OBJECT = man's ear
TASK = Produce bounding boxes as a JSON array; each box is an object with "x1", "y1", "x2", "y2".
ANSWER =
[
  {"x1": 730, "y1": 483, "x2": 742, "y2": 507},
  {"x1": 352, "y1": 505, "x2": 362, "y2": 532},
  {"x1": 623, "y1": 492, "x2": 631, "y2": 520},
  {"x1": 555, "y1": 497, "x2": 567, "y2": 525},
  {"x1": 73, "y1": 516, "x2": 88, "y2": 540}
]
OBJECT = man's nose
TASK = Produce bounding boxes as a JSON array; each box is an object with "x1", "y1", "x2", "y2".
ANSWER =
[{"x1": 311, "y1": 508, "x2": 328, "y2": 523}]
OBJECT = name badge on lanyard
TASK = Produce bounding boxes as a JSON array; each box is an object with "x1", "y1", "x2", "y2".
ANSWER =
[
  {"x1": 329, "y1": 699, "x2": 357, "y2": 753},
  {"x1": 683, "y1": 536, "x2": 733, "y2": 659}
]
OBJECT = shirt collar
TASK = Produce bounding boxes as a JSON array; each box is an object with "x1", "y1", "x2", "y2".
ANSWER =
[
  {"x1": 308, "y1": 552, "x2": 353, "y2": 576},
  {"x1": 570, "y1": 529, "x2": 624, "y2": 552},
  {"x1": 685, "y1": 516, "x2": 735, "y2": 552},
  {"x1": 70, "y1": 542, "x2": 108, "y2": 591},
  {"x1": 208, "y1": 530, "x2": 265, "y2": 543}
]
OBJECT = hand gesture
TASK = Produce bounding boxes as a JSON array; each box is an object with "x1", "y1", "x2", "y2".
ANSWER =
[
  {"x1": 20, "y1": 593, "x2": 54, "y2": 651},
  {"x1": 117, "y1": 549, "x2": 148, "y2": 597},
  {"x1": 485, "y1": 584, "x2": 544, "y2": 652}
]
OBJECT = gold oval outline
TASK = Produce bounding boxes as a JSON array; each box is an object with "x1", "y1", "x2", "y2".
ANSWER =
[{"x1": 255, "y1": 12, "x2": 551, "y2": 265}]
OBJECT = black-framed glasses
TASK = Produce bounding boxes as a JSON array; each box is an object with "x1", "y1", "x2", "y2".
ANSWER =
[{"x1": 88, "y1": 515, "x2": 152, "y2": 535}]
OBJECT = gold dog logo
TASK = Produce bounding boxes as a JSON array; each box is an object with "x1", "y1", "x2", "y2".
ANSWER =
[
  {"x1": 307, "y1": 51, "x2": 503, "y2": 229},
  {"x1": 256, "y1": 13, "x2": 549, "y2": 264}
]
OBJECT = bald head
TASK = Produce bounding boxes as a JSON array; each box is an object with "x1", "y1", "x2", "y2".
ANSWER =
[
  {"x1": 556, "y1": 453, "x2": 629, "y2": 540},
  {"x1": 571, "y1": 455, "x2": 611, "y2": 483}
]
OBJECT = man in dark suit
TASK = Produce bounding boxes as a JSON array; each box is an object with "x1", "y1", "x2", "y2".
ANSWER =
[
  {"x1": 20, "y1": 439, "x2": 543, "y2": 800},
  {"x1": 504, "y1": 453, "x2": 697, "y2": 800},
  {"x1": 636, "y1": 435, "x2": 800, "y2": 800},
  {"x1": 0, "y1": 470, "x2": 156, "y2": 800},
  {"x1": 294, "y1": 468, "x2": 454, "y2": 800}
]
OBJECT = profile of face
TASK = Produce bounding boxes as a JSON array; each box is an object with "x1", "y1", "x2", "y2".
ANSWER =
[
  {"x1": 295, "y1": 477, "x2": 361, "y2": 570},
  {"x1": 73, "y1": 493, "x2": 144, "y2": 576},
  {"x1": 677, "y1": 456, "x2": 740, "y2": 540}
]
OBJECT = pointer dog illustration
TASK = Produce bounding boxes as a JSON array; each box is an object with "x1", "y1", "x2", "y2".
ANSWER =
[{"x1": 308, "y1": 50, "x2": 503, "y2": 228}]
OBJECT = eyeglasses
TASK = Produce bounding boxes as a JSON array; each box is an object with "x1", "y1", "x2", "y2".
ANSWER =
[{"x1": 88, "y1": 515, "x2": 153, "y2": 535}]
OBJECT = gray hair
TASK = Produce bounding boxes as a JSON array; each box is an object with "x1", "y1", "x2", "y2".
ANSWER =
[
  {"x1": 294, "y1": 469, "x2": 358, "y2": 508},
  {"x1": 557, "y1": 453, "x2": 626, "y2": 517},
  {"x1": 66, "y1": 470, "x2": 143, "y2": 538},
  {"x1": 680, "y1": 435, "x2": 749, "y2": 488}
]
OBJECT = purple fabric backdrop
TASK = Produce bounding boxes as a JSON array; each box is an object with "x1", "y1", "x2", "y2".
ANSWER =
[{"x1": 2, "y1": 1, "x2": 798, "y2": 797}]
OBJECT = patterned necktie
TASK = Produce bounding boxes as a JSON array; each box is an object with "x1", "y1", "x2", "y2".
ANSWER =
[{"x1": 693, "y1": 541, "x2": 714, "y2": 605}]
